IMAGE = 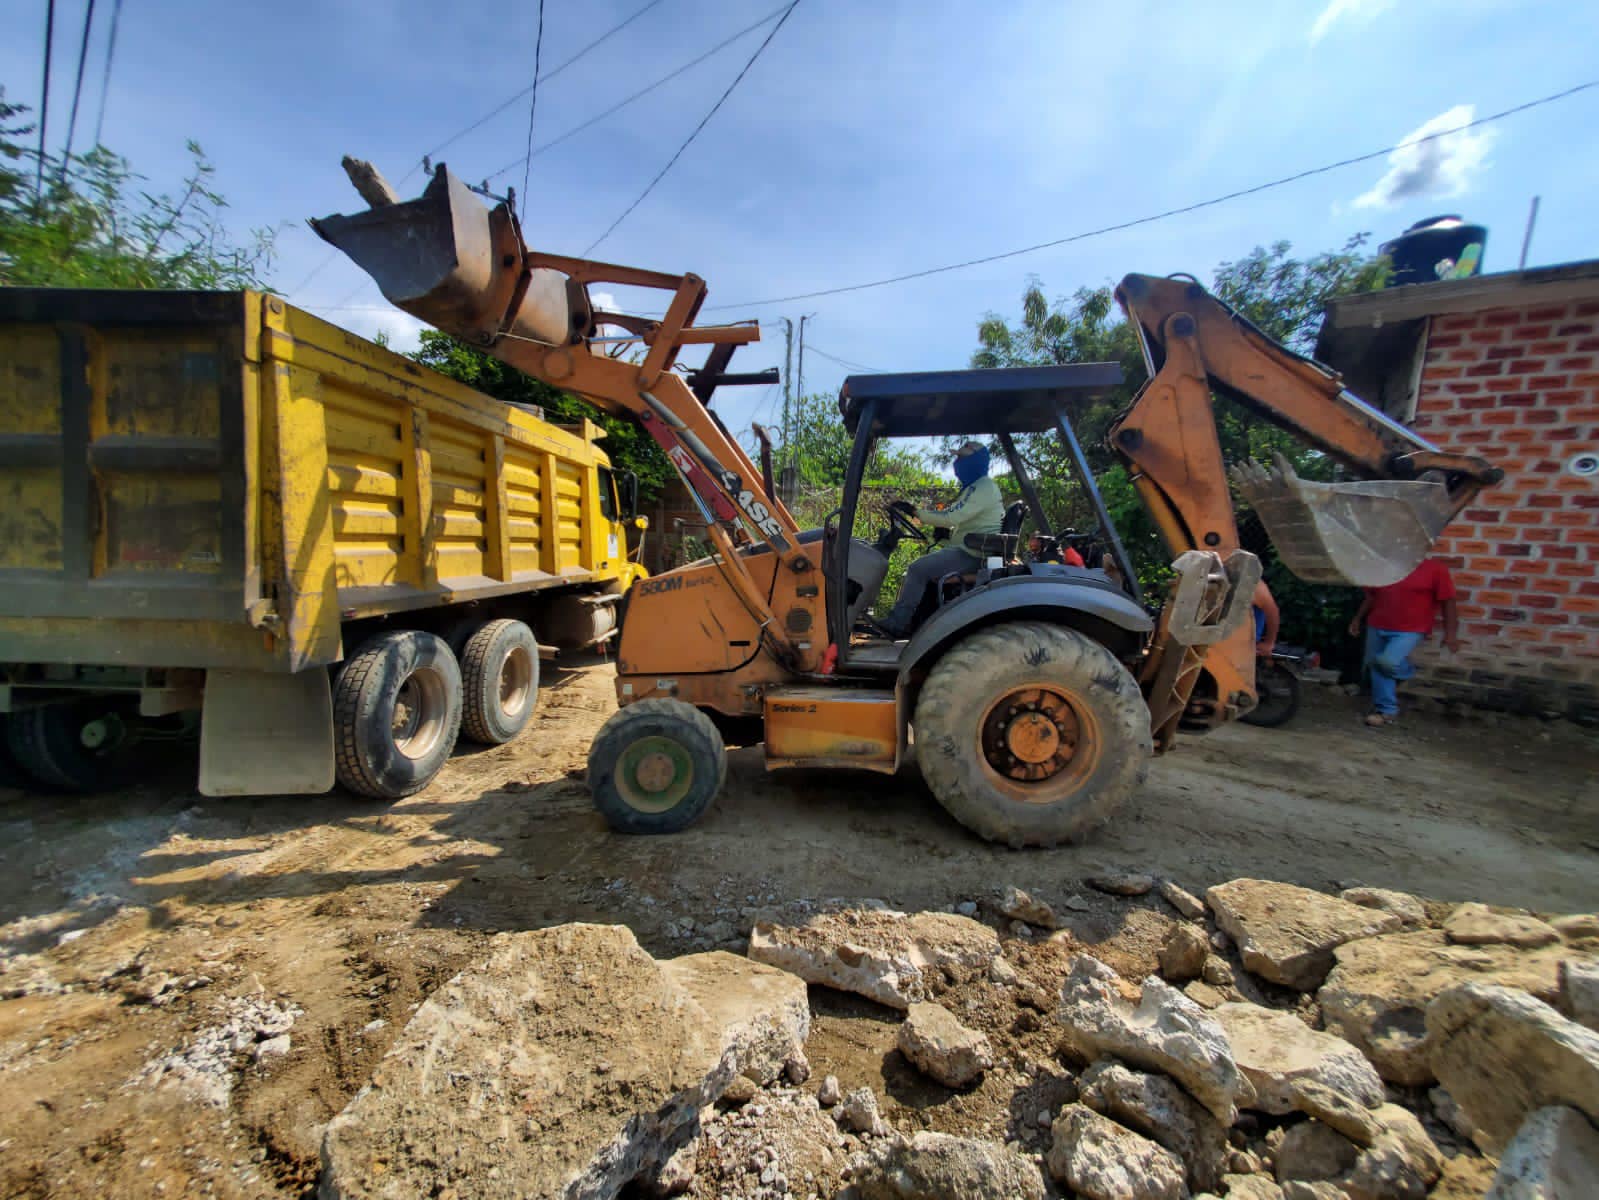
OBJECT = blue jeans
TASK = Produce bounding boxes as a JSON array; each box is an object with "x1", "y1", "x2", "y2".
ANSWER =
[{"x1": 1365, "y1": 627, "x2": 1424, "y2": 715}]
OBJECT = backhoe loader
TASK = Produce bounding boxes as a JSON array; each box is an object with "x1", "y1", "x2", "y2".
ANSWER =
[{"x1": 312, "y1": 162, "x2": 1500, "y2": 846}]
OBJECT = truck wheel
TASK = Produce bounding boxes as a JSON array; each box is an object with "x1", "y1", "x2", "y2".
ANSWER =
[
  {"x1": 1239, "y1": 661, "x2": 1301, "y2": 728},
  {"x1": 459, "y1": 619, "x2": 540, "y2": 745},
  {"x1": 913, "y1": 621, "x2": 1152, "y2": 847},
  {"x1": 333, "y1": 631, "x2": 463, "y2": 799},
  {"x1": 587, "y1": 698, "x2": 726, "y2": 834},
  {"x1": 7, "y1": 700, "x2": 139, "y2": 792}
]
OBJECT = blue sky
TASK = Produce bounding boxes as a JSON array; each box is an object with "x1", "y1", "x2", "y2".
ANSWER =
[{"x1": 4, "y1": 0, "x2": 1598, "y2": 444}]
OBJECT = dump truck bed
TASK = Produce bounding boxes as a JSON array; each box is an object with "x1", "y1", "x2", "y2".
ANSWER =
[{"x1": 0, "y1": 289, "x2": 627, "y2": 674}]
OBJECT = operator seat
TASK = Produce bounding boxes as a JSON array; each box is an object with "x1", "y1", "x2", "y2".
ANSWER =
[{"x1": 936, "y1": 501, "x2": 1030, "y2": 604}]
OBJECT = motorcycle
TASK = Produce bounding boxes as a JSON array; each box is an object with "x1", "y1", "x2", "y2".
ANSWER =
[{"x1": 1241, "y1": 645, "x2": 1310, "y2": 728}]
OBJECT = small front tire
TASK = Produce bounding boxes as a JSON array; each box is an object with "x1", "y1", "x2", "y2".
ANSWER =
[
  {"x1": 333, "y1": 631, "x2": 463, "y2": 799},
  {"x1": 459, "y1": 619, "x2": 540, "y2": 745},
  {"x1": 587, "y1": 698, "x2": 726, "y2": 834}
]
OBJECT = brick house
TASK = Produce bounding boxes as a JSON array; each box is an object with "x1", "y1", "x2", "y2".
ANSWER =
[{"x1": 1316, "y1": 260, "x2": 1599, "y2": 722}]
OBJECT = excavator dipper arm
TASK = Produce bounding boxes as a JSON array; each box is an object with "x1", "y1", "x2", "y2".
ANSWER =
[{"x1": 1107, "y1": 273, "x2": 1500, "y2": 745}]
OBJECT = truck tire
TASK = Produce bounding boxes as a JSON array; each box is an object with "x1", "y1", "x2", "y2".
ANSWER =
[
  {"x1": 6, "y1": 700, "x2": 139, "y2": 792},
  {"x1": 1239, "y1": 661, "x2": 1301, "y2": 728},
  {"x1": 460, "y1": 619, "x2": 540, "y2": 745},
  {"x1": 913, "y1": 620, "x2": 1152, "y2": 847},
  {"x1": 587, "y1": 698, "x2": 726, "y2": 834},
  {"x1": 333, "y1": 631, "x2": 463, "y2": 799}
]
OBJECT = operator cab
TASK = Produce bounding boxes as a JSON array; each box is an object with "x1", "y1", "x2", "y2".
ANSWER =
[{"x1": 828, "y1": 364, "x2": 1143, "y2": 673}]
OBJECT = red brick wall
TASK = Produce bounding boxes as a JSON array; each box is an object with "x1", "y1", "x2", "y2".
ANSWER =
[{"x1": 1406, "y1": 298, "x2": 1599, "y2": 720}]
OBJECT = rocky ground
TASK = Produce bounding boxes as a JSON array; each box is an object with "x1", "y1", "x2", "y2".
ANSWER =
[{"x1": 1, "y1": 660, "x2": 1596, "y2": 1198}]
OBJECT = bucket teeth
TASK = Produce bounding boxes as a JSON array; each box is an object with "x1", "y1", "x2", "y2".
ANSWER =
[{"x1": 1231, "y1": 451, "x2": 1452, "y2": 588}]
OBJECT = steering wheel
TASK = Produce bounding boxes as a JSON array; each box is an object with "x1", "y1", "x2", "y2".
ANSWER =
[{"x1": 886, "y1": 503, "x2": 931, "y2": 544}]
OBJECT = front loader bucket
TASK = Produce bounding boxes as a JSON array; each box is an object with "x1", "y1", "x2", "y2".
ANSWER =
[
  {"x1": 1231, "y1": 453, "x2": 1454, "y2": 588},
  {"x1": 310, "y1": 165, "x2": 581, "y2": 347}
]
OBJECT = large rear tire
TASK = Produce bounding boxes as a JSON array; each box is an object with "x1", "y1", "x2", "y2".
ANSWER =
[
  {"x1": 333, "y1": 631, "x2": 463, "y2": 799},
  {"x1": 913, "y1": 621, "x2": 1151, "y2": 847},
  {"x1": 587, "y1": 698, "x2": 726, "y2": 834},
  {"x1": 6, "y1": 699, "x2": 141, "y2": 792},
  {"x1": 459, "y1": 618, "x2": 540, "y2": 745}
]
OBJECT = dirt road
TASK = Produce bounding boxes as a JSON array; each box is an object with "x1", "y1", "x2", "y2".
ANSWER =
[{"x1": 2, "y1": 660, "x2": 1595, "y2": 1197}]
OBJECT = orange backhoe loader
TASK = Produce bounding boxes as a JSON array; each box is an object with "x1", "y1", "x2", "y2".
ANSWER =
[{"x1": 312, "y1": 162, "x2": 1500, "y2": 846}]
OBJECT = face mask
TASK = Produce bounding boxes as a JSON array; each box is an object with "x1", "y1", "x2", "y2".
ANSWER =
[{"x1": 953, "y1": 447, "x2": 990, "y2": 487}]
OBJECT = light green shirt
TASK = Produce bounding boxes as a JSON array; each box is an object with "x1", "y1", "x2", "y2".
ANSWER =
[{"x1": 917, "y1": 476, "x2": 1004, "y2": 560}]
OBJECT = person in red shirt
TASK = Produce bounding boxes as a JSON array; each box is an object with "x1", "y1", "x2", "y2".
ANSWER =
[{"x1": 1347, "y1": 557, "x2": 1461, "y2": 727}]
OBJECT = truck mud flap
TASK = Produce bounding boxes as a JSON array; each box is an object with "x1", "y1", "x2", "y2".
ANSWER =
[{"x1": 199, "y1": 668, "x2": 335, "y2": 796}]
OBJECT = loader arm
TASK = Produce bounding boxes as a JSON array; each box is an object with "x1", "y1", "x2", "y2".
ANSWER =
[
  {"x1": 310, "y1": 163, "x2": 823, "y2": 671},
  {"x1": 1107, "y1": 273, "x2": 1500, "y2": 743}
]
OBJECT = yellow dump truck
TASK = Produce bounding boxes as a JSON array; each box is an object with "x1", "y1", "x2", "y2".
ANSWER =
[{"x1": 0, "y1": 289, "x2": 645, "y2": 798}]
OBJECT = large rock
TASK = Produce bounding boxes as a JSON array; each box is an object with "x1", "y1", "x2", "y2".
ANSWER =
[
  {"x1": 660, "y1": 950, "x2": 811, "y2": 1085},
  {"x1": 1318, "y1": 928, "x2": 1569, "y2": 1085},
  {"x1": 1047, "y1": 1104, "x2": 1186, "y2": 1200},
  {"x1": 895, "y1": 1002, "x2": 993, "y2": 1088},
  {"x1": 1274, "y1": 1104, "x2": 1441, "y2": 1200},
  {"x1": 1562, "y1": 959, "x2": 1599, "y2": 1033},
  {"x1": 1206, "y1": 879, "x2": 1400, "y2": 991},
  {"x1": 1213, "y1": 1001, "x2": 1384, "y2": 1114},
  {"x1": 1159, "y1": 923, "x2": 1210, "y2": 983},
  {"x1": 852, "y1": 1131, "x2": 1047, "y2": 1200},
  {"x1": 1078, "y1": 1058, "x2": 1227, "y2": 1192},
  {"x1": 1056, "y1": 955, "x2": 1242, "y2": 1123},
  {"x1": 1339, "y1": 887, "x2": 1427, "y2": 927},
  {"x1": 1426, "y1": 983, "x2": 1599, "y2": 1153},
  {"x1": 1487, "y1": 1105, "x2": 1599, "y2": 1199},
  {"x1": 1445, "y1": 903, "x2": 1561, "y2": 949},
  {"x1": 747, "y1": 909, "x2": 998, "y2": 1009},
  {"x1": 319, "y1": 926, "x2": 807, "y2": 1200}
]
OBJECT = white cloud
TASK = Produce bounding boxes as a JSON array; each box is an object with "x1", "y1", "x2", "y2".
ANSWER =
[
  {"x1": 1353, "y1": 105, "x2": 1495, "y2": 209},
  {"x1": 589, "y1": 290, "x2": 631, "y2": 338},
  {"x1": 1309, "y1": 0, "x2": 1394, "y2": 43}
]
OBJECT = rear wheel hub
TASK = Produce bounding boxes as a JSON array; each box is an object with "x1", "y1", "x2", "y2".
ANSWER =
[{"x1": 981, "y1": 687, "x2": 1081, "y2": 785}]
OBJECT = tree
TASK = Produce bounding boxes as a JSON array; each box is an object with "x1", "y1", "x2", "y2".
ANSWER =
[
  {"x1": 971, "y1": 240, "x2": 1391, "y2": 660},
  {"x1": 411, "y1": 330, "x2": 676, "y2": 504},
  {"x1": 0, "y1": 91, "x2": 273, "y2": 288}
]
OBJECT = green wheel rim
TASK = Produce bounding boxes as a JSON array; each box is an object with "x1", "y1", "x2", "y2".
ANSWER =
[{"x1": 615, "y1": 735, "x2": 695, "y2": 814}]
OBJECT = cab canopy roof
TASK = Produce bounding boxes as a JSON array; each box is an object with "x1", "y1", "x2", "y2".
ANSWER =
[{"x1": 839, "y1": 363, "x2": 1123, "y2": 437}]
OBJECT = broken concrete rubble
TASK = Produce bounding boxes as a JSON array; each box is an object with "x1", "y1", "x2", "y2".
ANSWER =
[
  {"x1": 661, "y1": 950, "x2": 811, "y2": 1085},
  {"x1": 1159, "y1": 879, "x2": 1208, "y2": 921},
  {"x1": 1486, "y1": 1104, "x2": 1599, "y2": 1200},
  {"x1": 1318, "y1": 928, "x2": 1569, "y2": 1085},
  {"x1": 895, "y1": 1001, "x2": 993, "y2": 1088},
  {"x1": 1273, "y1": 1103, "x2": 1441, "y2": 1200},
  {"x1": 747, "y1": 909, "x2": 998, "y2": 1009},
  {"x1": 1213, "y1": 1001, "x2": 1384, "y2": 1115},
  {"x1": 997, "y1": 886, "x2": 1060, "y2": 930},
  {"x1": 1158, "y1": 922, "x2": 1209, "y2": 982},
  {"x1": 1339, "y1": 887, "x2": 1427, "y2": 927},
  {"x1": 1561, "y1": 958, "x2": 1599, "y2": 1032},
  {"x1": 1057, "y1": 954, "x2": 1242, "y2": 1124},
  {"x1": 318, "y1": 925, "x2": 807, "y2": 1200},
  {"x1": 1444, "y1": 902, "x2": 1561, "y2": 949},
  {"x1": 851, "y1": 1130, "x2": 1047, "y2": 1200},
  {"x1": 1088, "y1": 872, "x2": 1155, "y2": 896},
  {"x1": 1426, "y1": 981, "x2": 1599, "y2": 1153},
  {"x1": 1047, "y1": 1103, "x2": 1185, "y2": 1200},
  {"x1": 1077, "y1": 1058, "x2": 1227, "y2": 1192},
  {"x1": 1207, "y1": 878, "x2": 1401, "y2": 991},
  {"x1": 836, "y1": 1086, "x2": 890, "y2": 1136}
]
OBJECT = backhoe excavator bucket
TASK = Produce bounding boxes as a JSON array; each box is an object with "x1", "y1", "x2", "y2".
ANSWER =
[
  {"x1": 309, "y1": 165, "x2": 583, "y2": 347},
  {"x1": 1231, "y1": 453, "x2": 1454, "y2": 588}
]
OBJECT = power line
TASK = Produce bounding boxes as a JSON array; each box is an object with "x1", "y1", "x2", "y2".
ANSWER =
[
  {"x1": 288, "y1": 2, "x2": 775, "y2": 300},
  {"x1": 417, "y1": 0, "x2": 667, "y2": 175},
  {"x1": 706, "y1": 79, "x2": 1599, "y2": 311},
  {"x1": 518, "y1": 0, "x2": 546, "y2": 224},
  {"x1": 92, "y1": 0, "x2": 123, "y2": 148},
  {"x1": 58, "y1": 0, "x2": 95, "y2": 179},
  {"x1": 35, "y1": 0, "x2": 54, "y2": 198},
  {"x1": 581, "y1": 0, "x2": 801, "y2": 256},
  {"x1": 486, "y1": 3, "x2": 791, "y2": 182},
  {"x1": 806, "y1": 344, "x2": 887, "y2": 374}
]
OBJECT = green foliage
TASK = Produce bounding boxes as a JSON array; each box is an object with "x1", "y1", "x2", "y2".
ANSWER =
[
  {"x1": 970, "y1": 241, "x2": 1390, "y2": 659},
  {"x1": 411, "y1": 330, "x2": 675, "y2": 503},
  {"x1": 0, "y1": 91, "x2": 273, "y2": 288}
]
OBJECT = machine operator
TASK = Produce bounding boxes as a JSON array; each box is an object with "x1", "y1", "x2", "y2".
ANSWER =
[{"x1": 878, "y1": 441, "x2": 1004, "y2": 639}]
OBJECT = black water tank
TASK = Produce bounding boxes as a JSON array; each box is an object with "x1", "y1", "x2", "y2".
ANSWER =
[{"x1": 1380, "y1": 216, "x2": 1487, "y2": 287}]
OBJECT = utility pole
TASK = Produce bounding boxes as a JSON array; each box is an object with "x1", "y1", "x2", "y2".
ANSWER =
[
  {"x1": 777, "y1": 317, "x2": 794, "y2": 453},
  {"x1": 796, "y1": 313, "x2": 814, "y2": 442}
]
